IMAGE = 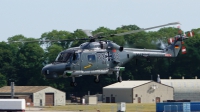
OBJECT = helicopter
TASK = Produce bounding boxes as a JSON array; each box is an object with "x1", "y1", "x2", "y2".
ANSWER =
[{"x1": 37, "y1": 22, "x2": 195, "y2": 87}]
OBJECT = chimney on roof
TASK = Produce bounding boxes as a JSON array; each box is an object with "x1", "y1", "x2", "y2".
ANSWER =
[
  {"x1": 182, "y1": 76, "x2": 184, "y2": 79},
  {"x1": 195, "y1": 76, "x2": 198, "y2": 79},
  {"x1": 157, "y1": 74, "x2": 161, "y2": 83},
  {"x1": 169, "y1": 76, "x2": 171, "y2": 79}
]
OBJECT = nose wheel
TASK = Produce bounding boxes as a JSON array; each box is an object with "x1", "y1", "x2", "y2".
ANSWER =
[
  {"x1": 94, "y1": 75, "x2": 100, "y2": 83},
  {"x1": 70, "y1": 77, "x2": 77, "y2": 87}
]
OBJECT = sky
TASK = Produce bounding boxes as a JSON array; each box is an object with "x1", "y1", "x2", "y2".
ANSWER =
[{"x1": 0, "y1": 0, "x2": 200, "y2": 42}]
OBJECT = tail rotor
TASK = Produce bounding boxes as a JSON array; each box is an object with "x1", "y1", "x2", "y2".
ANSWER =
[{"x1": 176, "y1": 25, "x2": 194, "y2": 54}]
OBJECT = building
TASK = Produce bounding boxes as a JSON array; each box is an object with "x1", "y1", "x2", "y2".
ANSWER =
[
  {"x1": 161, "y1": 77, "x2": 200, "y2": 101},
  {"x1": 103, "y1": 80, "x2": 173, "y2": 103},
  {"x1": 83, "y1": 95, "x2": 98, "y2": 104},
  {"x1": 0, "y1": 86, "x2": 65, "y2": 106}
]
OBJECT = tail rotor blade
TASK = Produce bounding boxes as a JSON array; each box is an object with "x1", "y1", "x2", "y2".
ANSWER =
[
  {"x1": 182, "y1": 46, "x2": 186, "y2": 54},
  {"x1": 187, "y1": 31, "x2": 194, "y2": 37}
]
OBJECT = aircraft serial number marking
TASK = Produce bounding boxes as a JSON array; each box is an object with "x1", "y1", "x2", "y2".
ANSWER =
[{"x1": 135, "y1": 53, "x2": 149, "y2": 57}]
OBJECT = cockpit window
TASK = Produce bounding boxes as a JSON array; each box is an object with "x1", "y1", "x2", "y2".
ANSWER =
[
  {"x1": 55, "y1": 52, "x2": 72, "y2": 62},
  {"x1": 74, "y1": 53, "x2": 80, "y2": 61}
]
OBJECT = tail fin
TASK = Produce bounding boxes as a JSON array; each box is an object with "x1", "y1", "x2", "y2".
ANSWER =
[{"x1": 165, "y1": 35, "x2": 186, "y2": 57}]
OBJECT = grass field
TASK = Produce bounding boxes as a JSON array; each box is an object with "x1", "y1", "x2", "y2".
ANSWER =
[{"x1": 44, "y1": 103, "x2": 156, "y2": 112}]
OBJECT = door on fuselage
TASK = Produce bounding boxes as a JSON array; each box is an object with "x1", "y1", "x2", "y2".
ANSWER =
[
  {"x1": 81, "y1": 52, "x2": 97, "y2": 71},
  {"x1": 71, "y1": 53, "x2": 81, "y2": 70}
]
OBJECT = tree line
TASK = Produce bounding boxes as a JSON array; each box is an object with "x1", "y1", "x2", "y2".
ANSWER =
[{"x1": 0, "y1": 25, "x2": 200, "y2": 98}]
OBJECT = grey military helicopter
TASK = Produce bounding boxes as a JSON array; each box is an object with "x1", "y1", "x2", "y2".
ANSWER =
[{"x1": 40, "y1": 22, "x2": 192, "y2": 87}]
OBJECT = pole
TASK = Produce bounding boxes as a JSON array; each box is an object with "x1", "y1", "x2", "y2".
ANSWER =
[{"x1": 11, "y1": 82, "x2": 15, "y2": 99}]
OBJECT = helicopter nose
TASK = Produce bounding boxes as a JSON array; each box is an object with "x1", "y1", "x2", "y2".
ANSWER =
[
  {"x1": 41, "y1": 63, "x2": 68, "y2": 79},
  {"x1": 41, "y1": 65, "x2": 58, "y2": 79}
]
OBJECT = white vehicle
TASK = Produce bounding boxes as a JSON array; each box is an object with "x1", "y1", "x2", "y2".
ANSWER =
[{"x1": 0, "y1": 99, "x2": 25, "y2": 111}]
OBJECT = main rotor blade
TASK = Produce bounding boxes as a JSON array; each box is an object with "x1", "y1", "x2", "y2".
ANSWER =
[
  {"x1": 9, "y1": 38, "x2": 89, "y2": 43},
  {"x1": 93, "y1": 32, "x2": 104, "y2": 38},
  {"x1": 81, "y1": 30, "x2": 93, "y2": 37},
  {"x1": 111, "y1": 22, "x2": 180, "y2": 37}
]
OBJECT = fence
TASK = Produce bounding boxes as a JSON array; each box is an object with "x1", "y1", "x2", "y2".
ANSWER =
[
  {"x1": 162, "y1": 104, "x2": 200, "y2": 112},
  {"x1": 26, "y1": 103, "x2": 116, "y2": 112}
]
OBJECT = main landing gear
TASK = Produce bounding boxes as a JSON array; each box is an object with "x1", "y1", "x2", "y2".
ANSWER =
[
  {"x1": 117, "y1": 75, "x2": 122, "y2": 82},
  {"x1": 70, "y1": 77, "x2": 77, "y2": 87},
  {"x1": 115, "y1": 70, "x2": 122, "y2": 82}
]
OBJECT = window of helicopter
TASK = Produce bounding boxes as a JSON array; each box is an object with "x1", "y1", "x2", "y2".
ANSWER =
[
  {"x1": 88, "y1": 55, "x2": 96, "y2": 62},
  {"x1": 76, "y1": 53, "x2": 80, "y2": 60},
  {"x1": 72, "y1": 53, "x2": 80, "y2": 63},
  {"x1": 63, "y1": 53, "x2": 73, "y2": 62},
  {"x1": 55, "y1": 53, "x2": 63, "y2": 62},
  {"x1": 55, "y1": 52, "x2": 72, "y2": 62},
  {"x1": 72, "y1": 53, "x2": 80, "y2": 61},
  {"x1": 72, "y1": 53, "x2": 76, "y2": 61}
]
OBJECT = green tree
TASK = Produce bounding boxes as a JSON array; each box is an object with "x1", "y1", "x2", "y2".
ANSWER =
[
  {"x1": 70, "y1": 29, "x2": 88, "y2": 47},
  {"x1": 15, "y1": 38, "x2": 45, "y2": 85},
  {"x1": 0, "y1": 73, "x2": 7, "y2": 87},
  {"x1": 46, "y1": 44, "x2": 63, "y2": 63},
  {"x1": 0, "y1": 42, "x2": 18, "y2": 84}
]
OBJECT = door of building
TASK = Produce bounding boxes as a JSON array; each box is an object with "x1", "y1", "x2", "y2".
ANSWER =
[
  {"x1": 111, "y1": 97, "x2": 115, "y2": 103},
  {"x1": 106, "y1": 97, "x2": 110, "y2": 103},
  {"x1": 45, "y1": 93, "x2": 54, "y2": 106},
  {"x1": 156, "y1": 97, "x2": 160, "y2": 103},
  {"x1": 138, "y1": 97, "x2": 141, "y2": 103}
]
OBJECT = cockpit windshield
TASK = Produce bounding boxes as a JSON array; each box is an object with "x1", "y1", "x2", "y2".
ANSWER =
[{"x1": 55, "y1": 52, "x2": 72, "y2": 62}]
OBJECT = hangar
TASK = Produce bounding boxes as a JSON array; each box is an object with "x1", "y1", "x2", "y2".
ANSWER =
[
  {"x1": 0, "y1": 86, "x2": 65, "y2": 106},
  {"x1": 103, "y1": 80, "x2": 173, "y2": 103},
  {"x1": 161, "y1": 77, "x2": 200, "y2": 101}
]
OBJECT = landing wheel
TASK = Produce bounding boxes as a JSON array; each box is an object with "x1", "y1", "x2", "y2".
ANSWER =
[
  {"x1": 94, "y1": 78, "x2": 100, "y2": 83},
  {"x1": 117, "y1": 76, "x2": 122, "y2": 82},
  {"x1": 70, "y1": 82, "x2": 77, "y2": 87}
]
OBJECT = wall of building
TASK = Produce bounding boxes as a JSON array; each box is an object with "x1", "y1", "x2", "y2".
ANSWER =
[
  {"x1": 174, "y1": 86, "x2": 200, "y2": 101},
  {"x1": 33, "y1": 87, "x2": 65, "y2": 106},
  {"x1": 161, "y1": 79, "x2": 200, "y2": 101},
  {"x1": 133, "y1": 82, "x2": 173, "y2": 103},
  {"x1": 103, "y1": 88, "x2": 132, "y2": 103},
  {"x1": 83, "y1": 95, "x2": 97, "y2": 104}
]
